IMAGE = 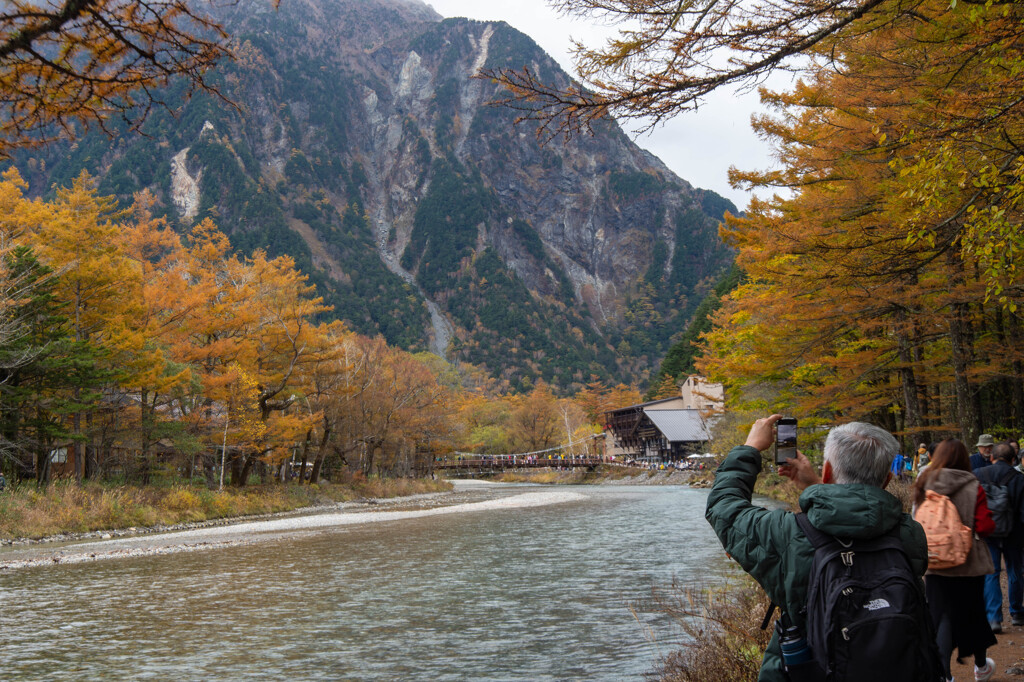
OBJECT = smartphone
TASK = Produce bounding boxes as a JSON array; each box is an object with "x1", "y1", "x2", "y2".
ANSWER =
[{"x1": 775, "y1": 418, "x2": 798, "y2": 464}]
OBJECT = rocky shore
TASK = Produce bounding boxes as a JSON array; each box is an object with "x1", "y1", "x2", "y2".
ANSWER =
[
  {"x1": 0, "y1": 486, "x2": 585, "y2": 571},
  {"x1": 0, "y1": 491, "x2": 449, "y2": 549}
]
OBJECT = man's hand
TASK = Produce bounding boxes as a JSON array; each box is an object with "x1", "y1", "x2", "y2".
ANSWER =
[
  {"x1": 779, "y1": 452, "x2": 822, "y2": 491},
  {"x1": 744, "y1": 414, "x2": 782, "y2": 452}
]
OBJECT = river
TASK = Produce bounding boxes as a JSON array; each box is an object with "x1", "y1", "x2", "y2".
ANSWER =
[{"x1": 0, "y1": 483, "x2": 748, "y2": 680}]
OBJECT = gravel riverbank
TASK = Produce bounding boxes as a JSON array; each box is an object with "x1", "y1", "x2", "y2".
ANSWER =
[{"x1": 0, "y1": 483, "x2": 583, "y2": 571}]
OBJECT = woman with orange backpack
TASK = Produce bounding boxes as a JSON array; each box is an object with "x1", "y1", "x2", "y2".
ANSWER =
[{"x1": 914, "y1": 439, "x2": 997, "y2": 682}]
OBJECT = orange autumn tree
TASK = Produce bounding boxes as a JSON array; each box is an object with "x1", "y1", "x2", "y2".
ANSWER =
[
  {"x1": 166, "y1": 219, "x2": 257, "y2": 483},
  {"x1": 234, "y1": 249, "x2": 331, "y2": 484},
  {"x1": 0, "y1": 171, "x2": 464, "y2": 486},
  {"x1": 168, "y1": 221, "x2": 331, "y2": 486},
  {"x1": 0, "y1": 0, "x2": 231, "y2": 152},
  {"x1": 113, "y1": 193, "x2": 195, "y2": 480},
  {"x1": 30, "y1": 172, "x2": 150, "y2": 478},
  {"x1": 216, "y1": 363, "x2": 267, "y2": 490},
  {"x1": 328, "y1": 335, "x2": 450, "y2": 477},
  {"x1": 294, "y1": 320, "x2": 353, "y2": 484},
  {"x1": 697, "y1": 0, "x2": 1024, "y2": 442}
]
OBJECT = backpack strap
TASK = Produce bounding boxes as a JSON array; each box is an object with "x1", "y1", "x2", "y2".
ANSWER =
[{"x1": 794, "y1": 512, "x2": 832, "y2": 549}]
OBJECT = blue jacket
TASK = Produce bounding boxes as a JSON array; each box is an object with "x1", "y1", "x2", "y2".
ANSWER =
[{"x1": 971, "y1": 452, "x2": 993, "y2": 472}]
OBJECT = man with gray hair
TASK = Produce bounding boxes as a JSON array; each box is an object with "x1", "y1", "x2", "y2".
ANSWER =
[{"x1": 706, "y1": 415, "x2": 937, "y2": 681}]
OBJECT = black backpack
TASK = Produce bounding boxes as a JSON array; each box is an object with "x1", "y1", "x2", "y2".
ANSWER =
[
  {"x1": 978, "y1": 466, "x2": 1019, "y2": 538},
  {"x1": 793, "y1": 513, "x2": 944, "y2": 682}
]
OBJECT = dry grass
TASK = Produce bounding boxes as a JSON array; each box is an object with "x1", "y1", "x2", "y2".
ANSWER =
[
  {"x1": 887, "y1": 476, "x2": 914, "y2": 512},
  {"x1": 644, "y1": 577, "x2": 773, "y2": 682},
  {"x1": 0, "y1": 476, "x2": 452, "y2": 540},
  {"x1": 337, "y1": 471, "x2": 452, "y2": 499}
]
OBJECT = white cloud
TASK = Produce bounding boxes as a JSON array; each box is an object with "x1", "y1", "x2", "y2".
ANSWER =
[{"x1": 426, "y1": 0, "x2": 781, "y2": 210}]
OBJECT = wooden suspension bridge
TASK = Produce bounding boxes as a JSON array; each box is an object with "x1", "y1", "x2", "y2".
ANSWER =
[{"x1": 435, "y1": 455, "x2": 615, "y2": 477}]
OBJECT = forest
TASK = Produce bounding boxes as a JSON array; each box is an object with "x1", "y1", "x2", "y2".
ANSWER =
[
  {"x1": 503, "y1": 0, "x2": 1024, "y2": 449},
  {"x1": 0, "y1": 169, "x2": 642, "y2": 492},
  {"x1": 694, "y1": 0, "x2": 1024, "y2": 447}
]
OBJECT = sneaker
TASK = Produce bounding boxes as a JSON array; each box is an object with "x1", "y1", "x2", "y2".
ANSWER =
[
  {"x1": 974, "y1": 657, "x2": 995, "y2": 682},
  {"x1": 1013, "y1": 615, "x2": 1024, "y2": 626},
  {"x1": 989, "y1": 621, "x2": 1002, "y2": 634}
]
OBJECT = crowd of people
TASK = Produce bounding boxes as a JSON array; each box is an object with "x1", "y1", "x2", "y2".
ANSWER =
[{"x1": 706, "y1": 416, "x2": 1024, "y2": 682}]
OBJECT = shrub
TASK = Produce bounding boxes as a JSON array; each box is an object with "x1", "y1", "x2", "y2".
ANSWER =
[
  {"x1": 163, "y1": 488, "x2": 201, "y2": 513},
  {"x1": 644, "y1": 578, "x2": 773, "y2": 682}
]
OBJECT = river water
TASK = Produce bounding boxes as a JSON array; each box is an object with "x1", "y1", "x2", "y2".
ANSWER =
[{"x1": 0, "y1": 483, "x2": 747, "y2": 680}]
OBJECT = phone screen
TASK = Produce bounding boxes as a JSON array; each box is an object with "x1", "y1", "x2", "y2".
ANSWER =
[{"x1": 775, "y1": 420, "x2": 797, "y2": 464}]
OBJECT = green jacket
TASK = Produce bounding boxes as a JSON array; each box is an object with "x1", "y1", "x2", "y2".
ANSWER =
[{"x1": 704, "y1": 445, "x2": 928, "y2": 682}]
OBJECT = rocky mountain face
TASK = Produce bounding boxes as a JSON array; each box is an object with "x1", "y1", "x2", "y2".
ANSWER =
[{"x1": 14, "y1": 0, "x2": 734, "y2": 391}]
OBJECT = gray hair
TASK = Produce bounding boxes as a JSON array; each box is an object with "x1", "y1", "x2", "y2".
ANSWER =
[{"x1": 823, "y1": 422, "x2": 899, "y2": 486}]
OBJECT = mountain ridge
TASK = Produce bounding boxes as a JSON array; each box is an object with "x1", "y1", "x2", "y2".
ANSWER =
[{"x1": 10, "y1": 0, "x2": 734, "y2": 392}]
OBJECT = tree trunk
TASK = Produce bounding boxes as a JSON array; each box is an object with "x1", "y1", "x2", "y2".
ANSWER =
[
  {"x1": 949, "y1": 300, "x2": 980, "y2": 446},
  {"x1": 140, "y1": 388, "x2": 153, "y2": 483},
  {"x1": 237, "y1": 452, "x2": 260, "y2": 487},
  {"x1": 202, "y1": 453, "x2": 217, "y2": 489},
  {"x1": 309, "y1": 425, "x2": 333, "y2": 484},
  {"x1": 84, "y1": 408, "x2": 99, "y2": 480},
  {"x1": 298, "y1": 429, "x2": 311, "y2": 484},
  {"x1": 1013, "y1": 358, "x2": 1024, "y2": 432},
  {"x1": 36, "y1": 448, "x2": 50, "y2": 485},
  {"x1": 73, "y1": 408, "x2": 83, "y2": 481},
  {"x1": 895, "y1": 324, "x2": 923, "y2": 442},
  {"x1": 361, "y1": 441, "x2": 377, "y2": 477},
  {"x1": 229, "y1": 453, "x2": 244, "y2": 486}
]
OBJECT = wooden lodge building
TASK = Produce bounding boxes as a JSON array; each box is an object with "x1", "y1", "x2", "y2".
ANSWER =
[{"x1": 604, "y1": 377, "x2": 724, "y2": 462}]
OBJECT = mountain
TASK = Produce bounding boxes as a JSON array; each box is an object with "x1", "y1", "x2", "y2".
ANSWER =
[{"x1": 11, "y1": 0, "x2": 734, "y2": 392}]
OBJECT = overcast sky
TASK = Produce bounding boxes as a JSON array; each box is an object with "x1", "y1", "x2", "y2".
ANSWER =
[{"x1": 426, "y1": 0, "x2": 780, "y2": 210}]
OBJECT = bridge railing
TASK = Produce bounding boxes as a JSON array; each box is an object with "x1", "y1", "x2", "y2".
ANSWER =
[{"x1": 434, "y1": 456, "x2": 615, "y2": 470}]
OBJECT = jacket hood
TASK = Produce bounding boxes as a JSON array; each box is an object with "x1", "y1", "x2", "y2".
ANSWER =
[
  {"x1": 927, "y1": 468, "x2": 978, "y2": 498},
  {"x1": 798, "y1": 483, "x2": 905, "y2": 539}
]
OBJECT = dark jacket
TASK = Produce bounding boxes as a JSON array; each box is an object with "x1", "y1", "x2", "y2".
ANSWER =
[
  {"x1": 975, "y1": 460, "x2": 1024, "y2": 543},
  {"x1": 705, "y1": 445, "x2": 929, "y2": 682},
  {"x1": 970, "y1": 452, "x2": 992, "y2": 472}
]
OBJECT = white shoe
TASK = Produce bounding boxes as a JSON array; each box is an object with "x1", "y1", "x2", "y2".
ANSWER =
[{"x1": 974, "y1": 657, "x2": 994, "y2": 682}]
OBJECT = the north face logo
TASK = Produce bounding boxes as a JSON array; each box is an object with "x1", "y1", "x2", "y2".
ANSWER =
[{"x1": 864, "y1": 598, "x2": 891, "y2": 611}]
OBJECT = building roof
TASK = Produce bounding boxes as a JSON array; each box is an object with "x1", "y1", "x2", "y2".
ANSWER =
[
  {"x1": 644, "y1": 408, "x2": 713, "y2": 443},
  {"x1": 608, "y1": 396, "x2": 687, "y2": 413}
]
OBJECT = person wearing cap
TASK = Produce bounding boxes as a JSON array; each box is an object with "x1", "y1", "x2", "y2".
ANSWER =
[{"x1": 971, "y1": 434, "x2": 995, "y2": 472}]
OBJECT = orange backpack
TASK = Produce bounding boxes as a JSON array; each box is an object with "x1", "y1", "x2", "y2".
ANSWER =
[{"x1": 914, "y1": 489, "x2": 973, "y2": 570}]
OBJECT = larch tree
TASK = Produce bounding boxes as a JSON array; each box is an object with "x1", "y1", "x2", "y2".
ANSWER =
[
  {"x1": 31, "y1": 172, "x2": 143, "y2": 479},
  {"x1": 233, "y1": 249, "x2": 330, "y2": 484},
  {"x1": 114, "y1": 194, "x2": 194, "y2": 481},
  {"x1": 0, "y1": 0, "x2": 232, "y2": 153},
  {"x1": 486, "y1": 0, "x2": 933, "y2": 138},
  {"x1": 696, "y1": 0, "x2": 1024, "y2": 442},
  {"x1": 509, "y1": 381, "x2": 561, "y2": 453}
]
